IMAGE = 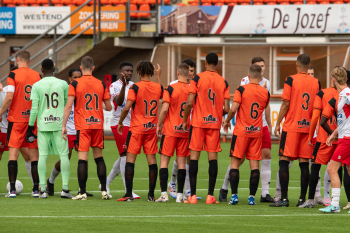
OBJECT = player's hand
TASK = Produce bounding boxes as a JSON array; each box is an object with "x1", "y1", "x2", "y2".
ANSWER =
[
  {"x1": 61, "y1": 126, "x2": 67, "y2": 141},
  {"x1": 268, "y1": 125, "x2": 272, "y2": 136},
  {"x1": 121, "y1": 73, "x2": 127, "y2": 86},
  {"x1": 308, "y1": 140, "x2": 313, "y2": 147},
  {"x1": 117, "y1": 123, "x2": 124, "y2": 135},
  {"x1": 0, "y1": 82, "x2": 3, "y2": 92},
  {"x1": 223, "y1": 121, "x2": 231, "y2": 134},
  {"x1": 156, "y1": 124, "x2": 163, "y2": 138},
  {"x1": 274, "y1": 125, "x2": 281, "y2": 138},
  {"x1": 263, "y1": 81, "x2": 267, "y2": 89},
  {"x1": 182, "y1": 121, "x2": 189, "y2": 132},
  {"x1": 0, "y1": 115, "x2": 2, "y2": 122},
  {"x1": 154, "y1": 64, "x2": 162, "y2": 77},
  {"x1": 25, "y1": 125, "x2": 37, "y2": 143},
  {"x1": 326, "y1": 134, "x2": 336, "y2": 146}
]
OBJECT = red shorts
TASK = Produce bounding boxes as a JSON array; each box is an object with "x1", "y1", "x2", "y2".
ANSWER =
[
  {"x1": 76, "y1": 129, "x2": 104, "y2": 152},
  {"x1": 7, "y1": 122, "x2": 38, "y2": 149},
  {"x1": 111, "y1": 125, "x2": 129, "y2": 155},
  {"x1": 159, "y1": 135, "x2": 190, "y2": 157},
  {"x1": 125, "y1": 132, "x2": 158, "y2": 155},
  {"x1": 312, "y1": 142, "x2": 337, "y2": 165},
  {"x1": 279, "y1": 131, "x2": 313, "y2": 160},
  {"x1": 262, "y1": 126, "x2": 271, "y2": 149},
  {"x1": 230, "y1": 135, "x2": 262, "y2": 160},
  {"x1": 68, "y1": 135, "x2": 77, "y2": 150},
  {"x1": 331, "y1": 138, "x2": 350, "y2": 166},
  {"x1": 188, "y1": 126, "x2": 221, "y2": 152},
  {"x1": 0, "y1": 132, "x2": 9, "y2": 152}
]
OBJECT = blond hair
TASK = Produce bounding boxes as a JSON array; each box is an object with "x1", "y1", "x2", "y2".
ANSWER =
[
  {"x1": 331, "y1": 67, "x2": 347, "y2": 85},
  {"x1": 17, "y1": 50, "x2": 30, "y2": 63}
]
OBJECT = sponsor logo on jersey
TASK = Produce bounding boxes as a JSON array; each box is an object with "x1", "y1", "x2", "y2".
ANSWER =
[
  {"x1": 143, "y1": 121, "x2": 156, "y2": 130},
  {"x1": 203, "y1": 115, "x2": 217, "y2": 123},
  {"x1": 44, "y1": 114, "x2": 61, "y2": 124},
  {"x1": 297, "y1": 118, "x2": 311, "y2": 127},
  {"x1": 85, "y1": 116, "x2": 101, "y2": 124},
  {"x1": 245, "y1": 125, "x2": 261, "y2": 133},
  {"x1": 174, "y1": 124, "x2": 184, "y2": 131},
  {"x1": 22, "y1": 109, "x2": 30, "y2": 117}
]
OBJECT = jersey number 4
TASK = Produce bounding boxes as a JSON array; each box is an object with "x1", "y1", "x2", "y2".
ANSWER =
[
  {"x1": 45, "y1": 92, "x2": 59, "y2": 108},
  {"x1": 144, "y1": 100, "x2": 157, "y2": 117},
  {"x1": 208, "y1": 89, "x2": 215, "y2": 107}
]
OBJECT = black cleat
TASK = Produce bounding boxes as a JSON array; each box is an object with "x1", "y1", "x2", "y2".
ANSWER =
[
  {"x1": 219, "y1": 188, "x2": 228, "y2": 202},
  {"x1": 148, "y1": 193, "x2": 155, "y2": 202},
  {"x1": 86, "y1": 192, "x2": 93, "y2": 197},
  {"x1": 296, "y1": 199, "x2": 305, "y2": 207},
  {"x1": 269, "y1": 198, "x2": 289, "y2": 207},
  {"x1": 46, "y1": 178, "x2": 54, "y2": 196},
  {"x1": 260, "y1": 194, "x2": 275, "y2": 203}
]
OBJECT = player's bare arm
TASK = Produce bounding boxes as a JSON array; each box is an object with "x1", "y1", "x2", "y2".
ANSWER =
[
  {"x1": 61, "y1": 96, "x2": 75, "y2": 141},
  {"x1": 182, "y1": 93, "x2": 195, "y2": 132},
  {"x1": 154, "y1": 64, "x2": 162, "y2": 84},
  {"x1": 115, "y1": 75, "x2": 127, "y2": 106},
  {"x1": 326, "y1": 128, "x2": 338, "y2": 146},
  {"x1": 274, "y1": 100, "x2": 290, "y2": 138},
  {"x1": 223, "y1": 102, "x2": 240, "y2": 133},
  {"x1": 104, "y1": 98, "x2": 112, "y2": 111},
  {"x1": 265, "y1": 104, "x2": 272, "y2": 135},
  {"x1": 308, "y1": 108, "x2": 321, "y2": 146},
  {"x1": 117, "y1": 100, "x2": 133, "y2": 134},
  {"x1": 320, "y1": 115, "x2": 333, "y2": 136},
  {"x1": 223, "y1": 99, "x2": 230, "y2": 116},
  {"x1": 0, "y1": 92, "x2": 13, "y2": 121},
  {"x1": 157, "y1": 102, "x2": 169, "y2": 137}
]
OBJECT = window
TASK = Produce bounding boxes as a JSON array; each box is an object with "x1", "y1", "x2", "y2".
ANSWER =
[
  {"x1": 190, "y1": 24, "x2": 194, "y2": 31},
  {"x1": 198, "y1": 47, "x2": 224, "y2": 77},
  {"x1": 199, "y1": 11, "x2": 202, "y2": 18},
  {"x1": 204, "y1": 24, "x2": 207, "y2": 30},
  {"x1": 179, "y1": 21, "x2": 182, "y2": 31}
]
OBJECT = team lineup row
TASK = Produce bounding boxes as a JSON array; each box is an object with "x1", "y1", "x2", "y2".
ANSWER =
[{"x1": 1, "y1": 51, "x2": 349, "y2": 213}]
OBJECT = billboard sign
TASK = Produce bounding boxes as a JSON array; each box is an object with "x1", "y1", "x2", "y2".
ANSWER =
[{"x1": 0, "y1": 7, "x2": 16, "y2": 34}]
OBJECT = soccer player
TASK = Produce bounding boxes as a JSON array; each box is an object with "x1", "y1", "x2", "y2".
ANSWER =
[
  {"x1": 26, "y1": 59, "x2": 72, "y2": 198},
  {"x1": 219, "y1": 57, "x2": 274, "y2": 203},
  {"x1": 223, "y1": 64, "x2": 270, "y2": 205},
  {"x1": 182, "y1": 53, "x2": 230, "y2": 204},
  {"x1": 270, "y1": 54, "x2": 320, "y2": 207},
  {"x1": 319, "y1": 67, "x2": 350, "y2": 213},
  {"x1": 0, "y1": 50, "x2": 41, "y2": 198},
  {"x1": 117, "y1": 61, "x2": 163, "y2": 202},
  {"x1": 62, "y1": 56, "x2": 112, "y2": 200},
  {"x1": 168, "y1": 58, "x2": 196, "y2": 199},
  {"x1": 155, "y1": 63, "x2": 191, "y2": 203}
]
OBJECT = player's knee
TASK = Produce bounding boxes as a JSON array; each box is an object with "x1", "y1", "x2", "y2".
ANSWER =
[{"x1": 261, "y1": 149, "x2": 271, "y2": 160}]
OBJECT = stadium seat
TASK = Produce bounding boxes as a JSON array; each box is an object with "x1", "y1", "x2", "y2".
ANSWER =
[
  {"x1": 130, "y1": 4, "x2": 138, "y2": 19},
  {"x1": 332, "y1": 0, "x2": 344, "y2": 3},
  {"x1": 264, "y1": 0, "x2": 276, "y2": 4},
  {"x1": 202, "y1": 2, "x2": 212, "y2": 5},
  {"x1": 146, "y1": 0, "x2": 170, "y2": 3},
  {"x1": 215, "y1": 2, "x2": 224, "y2": 4},
  {"x1": 100, "y1": 0, "x2": 112, "y2": 5},
  {"x1": 16, "y1": 0, "x2": 27, "y2": 6},
  {"x1": 27, "y1": 0, "x2": 40, "y2": 6},
  {"x1": 51, "y1": 0, "x2": 64, "y2": 5},
  {"x1": 238, "y1": 0, "x2": 250, "y2": 4},
  {"x1": 317, "y1": 0, "x2": 330, "y2": 3},
  {"x1": 62, "y1": 0, "x2": 76, "y2": 5},
  {"x1": 201, "y1": 0, "x2": 211, "y2": 4},
  {"x1": 253, "y1": 0, "x2": 263, "y2": 4},
  {"x1": 212, "y1": 0, "x2": 224, "y2": 4},
  {"x1": 276, "y1": 0, "x2": 289, "y2": 4},
  {"x1": 138, "y1": 4, "x2": 151, "y2": 18},
  {"x1": 3, "y1": 0, "x2": 16, "y2": 6},
  {"x1": 228, "y1": 2, "x2": 237, "y2": 4},
  {"x1": 177, "y1": 2, "x2": 187, "y2": 5},
  {"x1": 73, "y1": 0, "x2": 85, "y2": 5},
  {"x1": 289, "y1": 0, "x2": 302, "y2": 3},
  {"x1": 306, "y1": 0, "x2": 316, "y2": 3},
  {"x1": 190, "y1": 2, "x2": 198, "y2": 5},
  {"x1": 225, "y1": 0, "x2": 238, "y2": 5},
  {"x1": 39, "y1": 0, "x2": 50, "y2": 5}
]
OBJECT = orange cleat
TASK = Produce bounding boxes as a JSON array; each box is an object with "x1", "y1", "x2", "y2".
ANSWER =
[
  {"x1": 183, "y1": 195, "x2": 197, "y2": 204},
  {"x1": 117, "y1": 195, "x2": 134, "y2": 202},
  {"x1": 206, "y1": 195, "x2": 219, "y2": 204}
]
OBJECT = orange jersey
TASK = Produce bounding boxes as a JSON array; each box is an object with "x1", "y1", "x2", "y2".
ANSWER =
[
  {"x1": 313, "y1": 87, "x2": 338, "y2": 144},
  {"x1": 127, "y1": 80, "x2": 163, "y2": 134},
  {"x1": 281, "y1": 72, "x2": 321, "y2": 133},
  {"x1": 7, "y1": 67, "x2": 41, "y2": 122},
  {"x1": 162, "y1": 81, "x2": 190, "y2": 138},
  {"x1": 68, "y1": 75, "x2": 110, "y2": 130},
  {"x1": 233, "y1": 83, "x2": 270, "y2": 138},
  {"x1": 189, "y1": 70, "x2": 230, "y2": 129}
]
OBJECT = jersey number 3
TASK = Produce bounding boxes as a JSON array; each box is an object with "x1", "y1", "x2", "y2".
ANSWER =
[{"x1": 302, "y1": 93, "x2": 310, "y2": 111}]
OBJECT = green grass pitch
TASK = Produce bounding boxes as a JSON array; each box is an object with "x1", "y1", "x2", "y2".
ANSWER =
[{"x1": 0, "y1": 141, "x2": 349, "y2": 232}]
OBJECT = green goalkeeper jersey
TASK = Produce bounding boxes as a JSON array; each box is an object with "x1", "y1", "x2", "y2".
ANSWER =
[{"x1": 29, "y1": 76, "x2": 68, "y2": 131}]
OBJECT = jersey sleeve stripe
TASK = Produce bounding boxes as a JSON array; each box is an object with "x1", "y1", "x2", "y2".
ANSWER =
[
  {"x1": 317, "y1": 90, "x2": 324, "y2": 99},
  {"x1": 8, "y1": 72, "x2": 15, "y2": 80},
  {"x1": 285, "y1": 76, "x2": 293, "y2": 87}
]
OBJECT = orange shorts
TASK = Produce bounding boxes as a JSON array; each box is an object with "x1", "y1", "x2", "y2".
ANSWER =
[
  {"x1": 159, "y1": 135, "x2": 190, "y2": 157},
  {"x1": 230, "y1": 135, "x2": 262, "y2": 160},
  {"x1": 0, "y1": 132, "x2": 9, "y2": 152},
  {"x1": 188, "y1": 126, "x2": 221, "y2": 152},
  {"x1": 125, "y1": 132, "x2": 158, "y2": 155},
  {"x1": 76, "y1": 129, "x2": 104, "y2": 152},
  {"x1": 279, "y1": 131, "x2": 313, "y2": 159},
  {"x1": 7, "y1": 122, "x2": 38, "y2": 149},
  {"x1": 312, "y1": 142, "x2": 337, "y2": 165}
]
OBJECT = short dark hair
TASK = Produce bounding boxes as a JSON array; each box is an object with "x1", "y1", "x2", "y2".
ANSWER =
[
  {"x1": 178, "y1": 63, "x2": 189, "y2": 77},
  {"x1": 17, "y1": 50, "x2": 30, "y2": 62},
  {"x1": 206, "y1": 53, "x2": 218, "y2": 66},
  {"x1": 308, "y1": 66, "x2": 313, "y2": 70},
  {"x1": 41, "y1": 59, "x2": 54, "y2": 71},
  {"x1": 249, "y1": 64, "x2": 262, "y2": 79},
  {"x1": 136, "y1": 61, "x2": 154, "y2": 77},
  {"x1": 69, "y1": 68, "x2": 82, "y2": 77},
  {"x1": 81, "y1": 56, "x2": 94, "y2": 70},
  {"x1": 251, "y1": 57, "x2": 264, "y2": 65},
  {"x1": 297, "y1": 54, "x2": 310, "y2": 67},
  {"x1": 182, "y1": 58, "x2": 196, "y2": 69},
  {"x1": 119, "y1": 61, "x2": 133, "y2": 70}
]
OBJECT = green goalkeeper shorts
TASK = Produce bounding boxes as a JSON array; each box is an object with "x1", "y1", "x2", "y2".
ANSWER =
[{"x1": 37, "y1": 131, "x2": 69, "y2": 156}]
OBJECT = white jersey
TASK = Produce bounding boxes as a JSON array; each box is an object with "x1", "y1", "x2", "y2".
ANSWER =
[
  {"x1": 0, "y1": 86, "x2": 9, "y2": 133},
  {"x1": 241, "y1": 76, "x2": 270, "y2": 127},
  {"x1": 66, "y1": 103, "x2": 76, "y2": 135},
  {"x1": 170, "y1": 80, "x2": 178, "y2": 85},
  {"x1": 335, "y1": 87, "x2": 350, "y2": 139},
  {"x1": 110, "y1": 80, "x2": 134, "y2": 127}
]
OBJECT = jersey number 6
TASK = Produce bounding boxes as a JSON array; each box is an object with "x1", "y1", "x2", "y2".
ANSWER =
[{"x1": 250, "y1": 102, "x2": 260, "y2": 120}]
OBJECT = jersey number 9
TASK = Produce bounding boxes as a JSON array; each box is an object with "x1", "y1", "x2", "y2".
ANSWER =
[{"x1": 24, "y1": 85, "x2": 32, "y2": 101}]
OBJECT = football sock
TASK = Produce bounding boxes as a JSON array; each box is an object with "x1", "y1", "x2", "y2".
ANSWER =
[
  {"x1": 276, "y1": 161, "x2": 293, "y2": 195},
  {"x1": 159, "y1": 168, "x2": 168, "y2": 192},
  {"x1": 184, "y1": 164, "x2": 190, "y2": 193},
  {"x1": 308, "y1": 163, "x2": 321, "y2": 200},
  {"x1": 106, "y1": 158, "x2": 120, "y2": 187},
  {"x1": 59, "y1": 154, "x2": 70, "y2": 190},
  {"x1": 125, "y1": 162, "x2": 135, "y2": 197},
  {"x1": 31, "y1": 161, "x2": 39, "y2": 192},
  {"x1": 279, "y1": 160, "x2": 290, "y2": 200},
  {"x1": 249, "y1": 169, "x2": 260, "y2": 196},
  {"x1": 171, "y1": 160, "x2": 178, "y2": 183},
  {"x1": 8, "y1": 160, "x2": 18, "y2": 192},
  {"x1": 338, "y1": 167, "x2": 343, "y2": 184},
  {"x1": 208, "y1": 159, "x2": 218, "y2": 196},
  {"x1": 189, "y1": 160, "x2": 198, "y2": 195},
  {"x1": 261, "y1": 159, "x2": 271, "y2": 197},
  {"x1": 177, "y1": 169, "x2": 186, "y2": 194},
  {"x1": 148, "y1": 164, "x2": 158, "y2": 197},
  {"x1": 229, "y1": 169, "x2": 239, "y2": 195},
  {"x1": 77, "y1": 160, "x2": 88, "y2": 194},
  {"x1": 120, "y1": 156, "x2": 126, "y2": 191},
  {"x1": 49, "y1": 167, "x2": 60, "y2": 184},
  {"x1": 299, "y1": 162, "x2": 309, "y2": 200},
  {"x1": 324, "y1": 168, "x2": 331, "y2": 198},
  {"x1": 315, "y1": 170, "x2": 321, "y2": 198},
  {"x1": 95, "y1": 157, "x2": 107, "y2": 192},
  {"x1": 343, "y1": 167, "x2": 350, "y2": 202},
  {"x1": 331, "y1": 188, "x2": 340, "y2": 207},
  {"x1": 38, "y1": 155, "x2": 48, "y2": 191},
  {"x1": 222, "y1": 164, "x2": 230, "y2": 190},
  {"x1": 25, "y1": 161, "x2": 33, "y2": 185}
]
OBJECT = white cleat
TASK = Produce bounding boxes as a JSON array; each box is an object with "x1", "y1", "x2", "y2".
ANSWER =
[
  {"x1": 176, "y1": 194, "x2": 184, "y2": 203},
  {"x1": 274, "y1": 190, "x2": 281, "y2": 203},
  {"x1": 168, "y1": 182, "x2": 177, "y2": 199},
  {"x1": 155, "y1": 193, "x2": 169, "y2": 202},
  {"x1": 184, "y1": 190, "x2": 191, "y2": 200},
  {"x1": 5, "y1": 191, "x2": 16, "y2": 198},
  {"x1": 314, "y1": 196, "x2": 324, "y2": 205},
  {"x1": 102, "y1": 191, "x2": 112, "y2": 200},
  {"x1": 32, "y1": 191, "x2": 40, "y2": 198},
  {"x1": 132, "y1": 192, "x2": 140, "y2": 199},
  {"x1": 40, "y1": 191, "x2": 48, "y2": 199},
  {"x1": 107, "y1": 186, "x2": 111, "y2": 197},
  {"x1": 72, "y1": 193, "x2": 87, "y2": 200},
  {"x1": 61, "y1": 190, "x2": 74, "y2": 199}
]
